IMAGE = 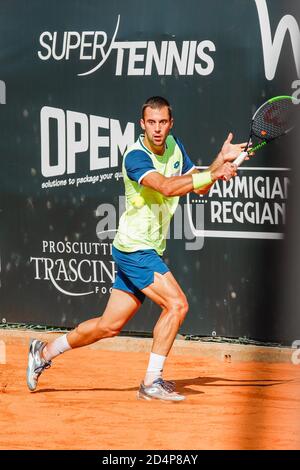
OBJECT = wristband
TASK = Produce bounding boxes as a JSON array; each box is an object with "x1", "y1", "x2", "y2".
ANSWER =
[{"x1": 192, "y1": 171, "x2": 212, "y2": 190}]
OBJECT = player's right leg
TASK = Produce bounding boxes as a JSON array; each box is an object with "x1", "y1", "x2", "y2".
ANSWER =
[{"x1": 26, "y1": 289, "x2": 141, "y2": 391}]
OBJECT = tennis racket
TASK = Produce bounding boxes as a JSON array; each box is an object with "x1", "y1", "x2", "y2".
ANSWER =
[{"x1": 234, "y1": 95, "x2": 297, "y2": 167}]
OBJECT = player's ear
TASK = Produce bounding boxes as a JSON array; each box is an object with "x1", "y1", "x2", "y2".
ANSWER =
[
  {"x1": 140, "y1": 118, "x2": 145, "y2": 130},
  {"x1": 170, "y1": 118, "x2": 174, "y2": 129}
]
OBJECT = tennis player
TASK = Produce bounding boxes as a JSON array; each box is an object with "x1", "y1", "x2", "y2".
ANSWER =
[{"x1": 27, "y1": 96, "x2": 248, "y2": 401}]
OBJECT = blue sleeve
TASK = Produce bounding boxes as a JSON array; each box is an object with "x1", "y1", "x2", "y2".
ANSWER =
[
  {"x1": 124, "y1": 150, "x2": 156, "y2": 184},
  {"x1": 174, "y1": 136, "x2": 195, "y2": 175}
]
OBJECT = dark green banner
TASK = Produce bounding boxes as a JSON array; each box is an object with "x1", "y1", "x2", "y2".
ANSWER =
[{"x1": 0, "y1": 0, "x2": 299, "y2": 343}]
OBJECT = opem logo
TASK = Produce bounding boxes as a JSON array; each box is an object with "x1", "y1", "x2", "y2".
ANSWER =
[
  {"x1": 37, "y1": 15, "x2": 216, "y2": 77},
  {"x1": 40, "y1": 106, "x2": 135, "y2": 178},
  {"x1": 255, "y1": 0, "x2": 300, "y2": 80}
]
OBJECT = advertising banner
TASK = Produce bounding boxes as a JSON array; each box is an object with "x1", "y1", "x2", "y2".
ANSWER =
[{"x1": 0, "y1": 0, "x2": 299, "y2": 342}]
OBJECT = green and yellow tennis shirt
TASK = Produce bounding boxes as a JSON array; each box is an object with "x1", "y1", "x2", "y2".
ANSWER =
[{"x1": 113, "y1": 134, "x2": 195, "y2": 256}]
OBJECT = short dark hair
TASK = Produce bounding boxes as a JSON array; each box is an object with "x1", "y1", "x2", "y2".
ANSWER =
[{"x1": 142, "y1": 96, "x2": 173, "y2": 119}]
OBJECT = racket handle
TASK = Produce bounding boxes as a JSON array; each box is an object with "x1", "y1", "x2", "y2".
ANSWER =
[{"x1": 233, "y1": 151, "x2": 248, "y2": 168}]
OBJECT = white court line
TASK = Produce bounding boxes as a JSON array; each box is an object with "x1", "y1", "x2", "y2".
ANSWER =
[{"x1": 0, "y1": 340, "x2": 6, "y2": 364}]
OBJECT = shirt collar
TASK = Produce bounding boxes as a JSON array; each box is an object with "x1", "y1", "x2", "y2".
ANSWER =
[{"x1": 139, "y1": 134, "x2": 169, "y2": 157}]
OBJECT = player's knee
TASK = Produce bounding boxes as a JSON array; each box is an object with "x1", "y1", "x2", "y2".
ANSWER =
[
  {"x1": 95, "y1": 319, "x2": 122, "y2": 338},
  {"x1": 106, "y1": 327, "x2": 120, "y2": 338},
  {"x1": 108, "y1": 323, "x2": 122, "y2": 337},
  {"x1": 169, "y1": 297, "x2": 189, "y2": 323}
]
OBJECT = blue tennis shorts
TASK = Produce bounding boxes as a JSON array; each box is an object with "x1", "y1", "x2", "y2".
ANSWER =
[{"x1": 112, "y1": 245, "x2": 169, "y2": 303}]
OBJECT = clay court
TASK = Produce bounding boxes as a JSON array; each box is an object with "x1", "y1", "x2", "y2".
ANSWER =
[{"x1": 0, "y1": 330, "x2": 300, "y2": 450}]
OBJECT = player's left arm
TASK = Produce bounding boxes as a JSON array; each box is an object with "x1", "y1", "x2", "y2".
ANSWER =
[
  {"x1": 177, "y1": 137, "x2": 212, "y2": 195},
  {"x1": 190, "y1": 168, "x2": 212, "y2": 195},
  {"x1": 193, "y1": 133, "x2": 250, "y2": 195}
]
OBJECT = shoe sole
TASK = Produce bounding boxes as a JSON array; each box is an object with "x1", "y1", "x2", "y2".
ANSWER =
[
  {"x1": 136, "y1": 391, "x2": 185, "y2": 402},
  {"x1": 26, "y1": 339, "x2": 37, "y2": 392},
  {"x1": 137, "y1": 391, "x2": 152, "y2": 401}
]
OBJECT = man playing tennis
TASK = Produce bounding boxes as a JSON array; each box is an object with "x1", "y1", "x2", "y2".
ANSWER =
[{"x1": 27, "y1": 96, "x2": 248, "y2": 401}]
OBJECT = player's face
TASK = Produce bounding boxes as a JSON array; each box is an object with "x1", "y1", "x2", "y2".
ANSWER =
[{"x1": 140, "y1": 106, "x2": 173, "y2": 153}]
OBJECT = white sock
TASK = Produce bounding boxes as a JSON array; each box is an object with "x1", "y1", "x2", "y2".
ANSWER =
[
  {"x1": 43, "y1": 334, "x2": 72, "y2": 362},
  {"x1": 144, "y1": 352, "x2": 166, "y2": 386}
]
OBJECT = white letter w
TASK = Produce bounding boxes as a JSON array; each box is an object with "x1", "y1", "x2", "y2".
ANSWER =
[{"x1": 255, "y1": 0, "x2": 300, "y2": 80}]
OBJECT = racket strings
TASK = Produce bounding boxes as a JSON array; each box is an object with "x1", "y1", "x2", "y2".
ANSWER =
[{"x1": 252, "y1": 99, "x2": 295, "y2": 141}]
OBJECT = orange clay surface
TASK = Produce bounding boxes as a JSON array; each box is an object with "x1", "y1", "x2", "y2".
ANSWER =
[{"x1": 0, "y1": 336, "x2": 300, "y2": 450}]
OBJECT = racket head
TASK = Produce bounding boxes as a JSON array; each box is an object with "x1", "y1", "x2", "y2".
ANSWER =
[{"x1": 251, "y1": 95, "x2": 297, "y2": 143}]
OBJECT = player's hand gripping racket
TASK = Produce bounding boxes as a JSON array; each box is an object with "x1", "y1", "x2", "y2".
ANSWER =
[{"x1": 234, "y1": 95, "x2": 297, "y2": 167}]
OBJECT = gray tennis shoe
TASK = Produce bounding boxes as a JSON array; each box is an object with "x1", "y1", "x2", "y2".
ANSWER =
[
  {"x1": 137, "y1": 378, "x2": 185, "y2": 402},
  {"x1": 26, "y1": 339, "x2": 51, "y2": 391}
]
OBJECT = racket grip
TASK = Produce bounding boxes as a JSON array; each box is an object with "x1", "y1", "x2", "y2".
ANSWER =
[{"x1": 233, "y1": 151, "x2": 248, "y2": 168}]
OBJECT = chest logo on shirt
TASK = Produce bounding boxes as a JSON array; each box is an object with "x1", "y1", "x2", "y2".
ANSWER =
[{"x1": 174, "y1": 161, "x2": 180, "y2": 169}]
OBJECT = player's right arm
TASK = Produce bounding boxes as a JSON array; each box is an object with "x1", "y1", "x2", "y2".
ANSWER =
[
  {"x1": 141, "y1": 163, "x2": 235, "y2": 197},
  {"x1": 124, "y1": 149, "x2": 228, "y2": 197},
  {"x1": 125, "y1": 136, "x2": 238, "y2": 198}
]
